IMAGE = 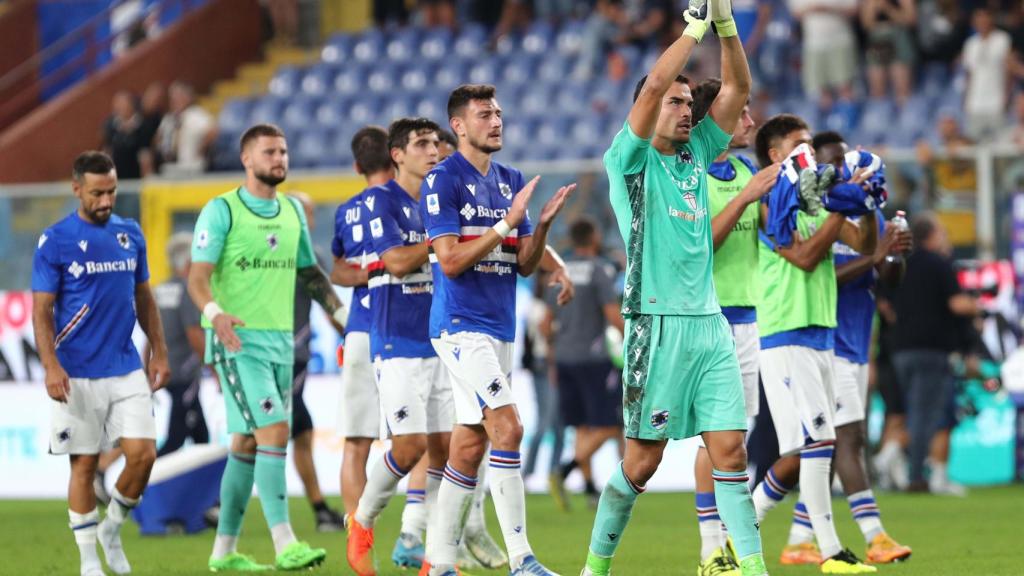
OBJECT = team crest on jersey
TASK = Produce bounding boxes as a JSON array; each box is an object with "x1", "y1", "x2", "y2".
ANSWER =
[
  {"x1": 683, "y1": 192, "x2": 698, "y2": 212},
  {"x1": 370, "y1": 217, "x2": 384, "y2": 238},
  {"x1": 426, "y1": 173, "x2": 436, "y2": 189},
  {"x1": 402, "y1": 206, "x2": 411, "y2": 219},
  {"x1": 116, "y1": 232, "x2": 131, "y2": 250},
  {"x1": 38, "y1": 234, "x2": 48, "y2": 248},
  {"x1": 426, "y1": 193, "x2": 440, "y2": 215},
  {"x1": 499, "y1": 183, "x2": 512, "y2": 200},
  {"x1": 78, "y1": 240, "x2": 88, "y2": 253},
  {"x1": 487, "y1": 378, "x2": 502, "y2": 397},
  {"x1": 352, "y1": 224, "x2": 363, "y2": 242},
  {"x1": 260, "y1": 397, "x2": 275, "y2": 414},
  {"x1": 678, "y1": 150, "x2": 693, "y2": 164},
  {"x1": 266, "y1": 233, "x2": 279, "y2": 251},
  {"x1": 365, "y1": 195, "x2": 376, "y2": 213},
  {"x1": 651, "y1": 410, "x2": 670, "y2": 430}
]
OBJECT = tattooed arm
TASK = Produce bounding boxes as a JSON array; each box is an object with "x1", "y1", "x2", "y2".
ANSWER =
[{"x1": 298, "y1": 265, "x2": 347, "y2": 332}]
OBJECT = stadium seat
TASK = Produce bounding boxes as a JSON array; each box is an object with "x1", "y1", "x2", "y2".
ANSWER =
[
  {"x1": 823, "y1": 100, "x2": 860, "y2": 134},
  {"x1": 334, "y1": 64, "x2": 366, "y2": 96},
  {"x1": 556, "y1": 20, "x2": 585, "y2": 55},
  {"x1": 537, "y1": 55, "x2": 570, "y2": 84},
  {"x1": 521, "y1": 21, "x2": 554, "y2": 56},
  {"x1": 435, "y1": 59, "x2": 469, "y2": 91},
  {"x1": 419, "y1": 28, "x2": 454, "y2": 62},
  {"x1": 416, "y1": 94, "x2": 448, "y2": 120},
  {"x1": 521, "y1": 85, "x2": 554, "y2": 117},
  {"x1": 502, "y1": 55, "x2": 538, "y2": 87},
  {"x1": 858, "y1": 98, "x2": 897, "y2": 142},
  {"x1": 494, "y1": 33, "x2": 521, "y2": 56},
  {"x1": 401, "y1": 64, "x2": 433, "y2": 95},
  {"x1": 366, "y1": 66, "x2": 398, "y2": 93},
  {"x1": 248, "y1": 96, "x2": 286, "y2": 126},
  {"x1": 571, "y1": 117, "x2": 604, "y2": 145},
  {"x1": 453, "y1": 24, "x2": 488, "y2": 59},
  {"x1": 320, "y1": 33, "x2": 354, "y2": 66},
  {"x1": 348, "y1": 99, "x2": 381, "y2": 124},
  {"x1": 300, "y1": 65, "x2": 334, "y2": 98},
  {"x1": 292, "y1": 128, "x2": 330, "y2": 168},
  {"x1": 384, "y1": 95, "x2": 417, "y2": 121},
  {"x1": 352, "y1": 30, "x2": 385, "y2": 63},
  {"x1": 386, "y1": 33, "x2": 418, "y2": 63},
  {"x1": 468, "y1": 60, "x2": 501, "y2": 86},
  {"x1": 268, "y1": 66, "x2": 302, "y2": 98},
  {"x1": 281, "y1": 96, "x2": 319, "y2": 132},
  {"x1": 218, "y1": 98, "x2": 252, "y2": 134},
  {"x1": 316, "y1": 98, "x2": 350, "y2": 126},
  {"x1": 896, "y1": 95, "x2": 931, "y2": 142}
]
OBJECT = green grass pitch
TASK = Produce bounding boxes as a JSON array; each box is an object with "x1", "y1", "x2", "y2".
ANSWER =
[{"x1": 4, "y1": 486, "x2": 1021, "y2": 575}]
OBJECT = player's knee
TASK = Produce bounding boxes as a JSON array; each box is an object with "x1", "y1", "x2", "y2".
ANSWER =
[
  {"x1": 449, "y1": 441, "x2": 487, "y2": 472},
  {"x1": 624, "y1": 452, "x2": 663, "y2": 485},
  {"x1": 126, "y1": 443, "x2": 157, "y2": 472},
  {"x1": 491, "y1": 420, "x2": 524, "y2": 450},
  {"x1": 391, "y1": 435, "x2": 428, "y2": 469},
  {"x1": 714, "y1": 443, "x2": 748, "y2": 473}
]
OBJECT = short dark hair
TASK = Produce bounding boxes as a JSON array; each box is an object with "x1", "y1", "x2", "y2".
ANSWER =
[
  {"x1": 691, "y1": 78, "x2": 722, "y2": 125},
  {"x1": 72, "y1": 151, "x2": 115, "y2": 181},
  {"x1": 632, "y1": 74, "x2": 690, "y2": 103},
  {"x1": 448, "y1": 84, "x2": 497, "y2": 119},
  {"x1": 569, "y1": 216, "x2": 598, "y2": 248},
  {"x1": 812, "y1": 131, "x2": 846, "y2": 154},
  {"x1": 911, "y1": 212, "x2": 938, "y2": 246},
  {"x1": 240, "y1": 123, "x2": 286, "y2": 153},
  {"x1": 438, "y1": 129, "x2": 458, "y2": 148},
  {"x1": 388, "y1": 117, "x2": 442, "y2": 162},
  {"x1": 350, "y1": 125, "x2": 391, "y2": 176},
  {"x1": 754, "y1": 114, "x2": 810, "y2": 168}
]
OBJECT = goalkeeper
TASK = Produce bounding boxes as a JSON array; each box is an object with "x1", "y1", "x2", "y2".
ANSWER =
[
  {"x1": 580, "y1": 1, "x2": 768, "y2": 575},
  {"x1": 188, "y1": 124, "x2": 346, "y2": 572}
]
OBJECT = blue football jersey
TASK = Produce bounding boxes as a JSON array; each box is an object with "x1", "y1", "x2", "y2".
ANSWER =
[
  {"x1": 420, "y1": 152, "x2": 533, "y2": 343},
  {"x1": 366, "y1": 180, "x2": 435, "y2": 359},
  {"x1": 31, "y1": 212, "x2": 149, "y2": 378},
  {"x1": 332, "y1": 191, "x2": 372, "y2": 335},
  {"x1": 834, "y1": 213, "x2": 886, "y2": 364}
]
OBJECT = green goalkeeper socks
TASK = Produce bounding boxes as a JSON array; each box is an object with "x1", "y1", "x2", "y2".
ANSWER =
[
  {"x1": 255, "y1": 446, "x2": 290, "y2": 528},
  {"x1": 713, "y1": 469, "x2": 763, "y2": 561},
  {"x1": 217, "y1": 452, "x2": 256, "y2": 537},
  {"x1": 588, "y1": 463, "x2": 644, "y2": 558}
]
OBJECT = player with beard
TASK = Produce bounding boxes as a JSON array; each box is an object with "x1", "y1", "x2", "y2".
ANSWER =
[
  {"x1": 188, "y1": 124, "x2": 345, "y2": 572},
  {"x1": 420, "y1": 83, "x2": 576, "y2": 576},
  {"x1": 687, "y1": 77, "x2": 780, "y2": 575}
]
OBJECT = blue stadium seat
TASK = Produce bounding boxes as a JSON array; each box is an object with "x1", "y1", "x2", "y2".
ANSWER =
[
  {"x1": 434, "y1": 59, "x2": 469, "y2": 91},
  {"x1": 316, "y1": 98, "x2": 350, "y2": 126},
  {"x1": 416, "y1": 94, "x2": 448, "y2": 121},
  {"x1": 386, "y1": 33, "x2": 418, "y2": 63},
  {"x1": 494, "y1": 33, "x2": 521, "y2": 57},
  {"x1": 896, "y1": 95, "x2": 931, "y2": 142},
  {"x1": 468, "y1": 60, "x2": 501, "y2": 85},
  {"x1": 352, "y1": 30, "x2": 385, "y2": 64},
  {"x1": 858, "y1": 98, "x2": 897, "y2": 142},
  {"x1": 384, "y1": 95, "x2": 417, "y2": 121},
  {"x1": 321, "y1": 33, "x2": 354, "y2": 66},
  {"x1": 401, "y1": 64, "x2": 434, "y2": 95},
  {"x1": 366, "y1": 65, "x2": 399, "y2": 93},
  {"x1": 419, "y1": 28, "x2": 454, "y2": 62},
  {"x1": 348, "y1": 99, "x2": 381, "y2": 124},
  {"x1": 536, "y1": 55, "x2": 571, "y2": 85},
  {"x1": 248, "y1": 96, "x2": 286, "y2": 126},
  {"x1": 300, "y1": 65, "x2": 335, "y2": 98},
  {"x1": 218, "y1": 98, "x2": 252, "y2": 134},
  {"x1": 268, "y1": 66, "x2": 302, "y2": 98},
  {"x1": 823, "y1": 100, "x2": 860, "y2": 134},
  {"x1": 521, "y1": 85, "x2": 554, "y2": 117},
  {"x1": 292, "y1": 128, "x2": 330, "y2": 169},
  {"x1": 281, "y1": 96, "x2": 319, "y2": 132},
  {"x1": 571, "y1": 117, "x2": 604, "y2": 145},
  {"x1": 556, "y1": 20, "x2": 585, "y2": 55},
  {"x1": 333, "y1": 64, "x2": 366, "y2": 96},
  {"x1": 210, "y1": 132, "x2": 243, "y2": 172},
  {"x1": 502, "y1": 55, "x2": 537, "y2": 87},
  {"x1": 521, "y1": 21, "x2": 554, "y2": 56},
  {"x1": 502, "y1": 118, "x2": 536, "y2": 152},
  {"x1": 454, "y1": 24, "x2": 488, "y2": 59},
  {"x1": 536, "y1": 117, "x2": 572, "y2": 147}
]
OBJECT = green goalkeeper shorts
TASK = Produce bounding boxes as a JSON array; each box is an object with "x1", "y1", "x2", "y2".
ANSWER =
[
  {"x1": 210, "y1": 340, "x2": 292, "y2": 434},
  {"x1": 621, "y1": 313, "x2": 747, "y2": 440}
]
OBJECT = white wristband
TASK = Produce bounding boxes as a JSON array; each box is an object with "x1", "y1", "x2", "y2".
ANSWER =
[
  {"x1": 203, "y1": 301, "x2": 224, "y2": 322},
  {"x1": 492, "y1": 219, "x2": 512, "y2": 239},
  {"x1": 332, "y1": 304, "x2": 348, "y2": 327}
]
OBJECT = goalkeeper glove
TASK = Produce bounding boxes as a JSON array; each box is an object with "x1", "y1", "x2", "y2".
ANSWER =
[
  {"x1": 709, "y1": 0, "x2": 738, "y2": 38},
  {"x1": 683, "y1": 0, "x2": 711, "y2": 42}
]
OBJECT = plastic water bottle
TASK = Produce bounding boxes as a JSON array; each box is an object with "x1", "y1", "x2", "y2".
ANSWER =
[{"x1": 884, "y1": 210, "x2": 909, "y2": 265}]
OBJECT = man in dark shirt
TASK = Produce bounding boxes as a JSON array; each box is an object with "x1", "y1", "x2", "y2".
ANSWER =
[
  {"x1": 102, "y1": 91, "x2": 147, "y2": 180},
  {"x1": 890, "y1": 213, "x2": 978, "y2": 491}
]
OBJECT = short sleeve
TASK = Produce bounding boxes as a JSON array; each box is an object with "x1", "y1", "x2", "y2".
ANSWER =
[
  {"x1": 691, "y1": 116, "x2": 732, "y2": 167},
  {"x1": 604, "y1": 121, "x2": 651, "y2": 176},
  {"x1": 331, "y1": 204, "x2": 346, "y2": 258},
  {"x1": 289, "y1": 196, "x2": 317, "y2": 269},
  {"x1": 191, "y1": 198, "x2": 230, "y2": 264},
  {"x1": 31, "y1": 229, "x2": 61, "y2": 293},
  {"x1": 594, "y1": 261, "x2": 619, "y2": 307},
  {"x1": 133, "y1": 224, "x2": 150, "y2": 284},
  {"x1": 367, "y1": 193, "x2": 405, "y2": 256},
  {"x1": 511, "y1": 170, "x2": 533, "y2": 238},
  {"x1": 422, "y1": 167, "x2": 462, "y2": 239},
  {"x1": 938, "y1": 258, "x2": 963, "y2": 301}
]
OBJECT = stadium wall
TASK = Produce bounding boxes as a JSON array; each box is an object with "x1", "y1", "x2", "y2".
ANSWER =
[{"x1": 0, "y1": 0, "x2": 263, "y2": 184}]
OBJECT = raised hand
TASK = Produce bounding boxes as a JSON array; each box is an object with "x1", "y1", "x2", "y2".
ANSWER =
[
  {"x1": 507, "y1": 176, "x2": 541, "y2": 227},
  {"x1": 538, "y1": 183, "x2": 578, "y2": 226},
  {"x1": 740, "y1": 163, "x2": 781, "y2": 204}
]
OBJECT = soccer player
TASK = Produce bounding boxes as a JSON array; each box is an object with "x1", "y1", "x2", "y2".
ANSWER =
[
  {"x1": 331, "y1": 126, "x2": 392, "y2": 527},
  {"x1": 688, "y1": 77, "x2": 780, "y2": 575},
  {"x1": 421, "y1": 83, "x2": 576, "y2": 576},
  {"x1": 808, "y1": 131, "x2": 913, "y2": 563},
  {"x1": 32, "y1": 150, "x2": 170, "y2": 576},
  {"x1": 288, "y1": 191, "x2": 346, "y2": 532},
  {"x1": 189, "y1": 123, "x2": 343, "y2": 571},
  {"x1": 346, "y1": 117, "x2": 456, "y2": 576},
  {"x1": 580, "y1": 1, "x2": 769, "y2": 574},
  {"x1": 748, "y1": 115, "x2": 877, "y2": 573}
]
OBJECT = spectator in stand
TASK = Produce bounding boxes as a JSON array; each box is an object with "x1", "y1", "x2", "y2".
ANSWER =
[
  {"x1": 138, "y1": 82, "x2": 166, "y2": 177},
  {"x1": 156, "y1": 82, "x2": 216, "y2": 175},
  {"x1": 861, "y1": 0, "x2": 916, "y2": 104},
  {"x1": 890, "y1": 213, "x2": 979, "y2": 493},
  {"x1": 787, "y1": 0, "x2": 858, "y2": 109},
  {"x1": 915, "y1": 0, "x2": 969, "y2": 65},
  {"x1": 264, "y1": 0, "x2": 298, "y2": 45},
  {"x1": 420, "y1": 0, "x2": 457, "y2": 28},
  {"x1": 574, "y1": 0, "x2": 672, "y2": 81},
  {"x1": 733, "y1": 0, "x2": 773, "y2": 61},
  {"x1": 373, "y1": 0, "x2": 409, "y2": 27},
  {"x1": 102, "y1": 90, "x2": 146, "y2": 180},
  {"x1": 961, "y1": 7, "x2": 1012, "y2": 140},
  {"x1": 912, "y1": 112, "x2": 975, "y2": 210}
]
